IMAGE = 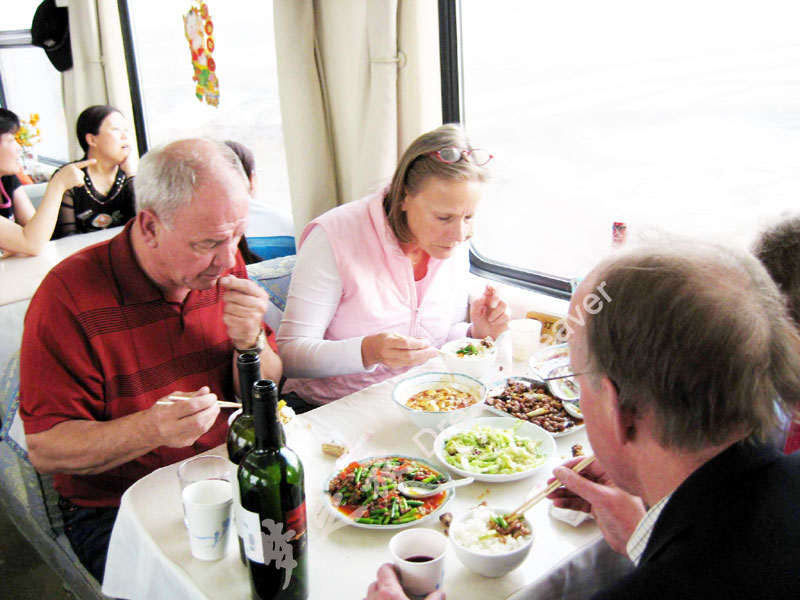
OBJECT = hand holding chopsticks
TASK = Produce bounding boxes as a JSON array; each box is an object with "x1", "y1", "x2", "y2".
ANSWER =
[
  {"x1": 506, "y1": 455, "x2": 596, "y2": 522},
  {"x1": 156, "y1": 392, "x2": 241, "y2": 409}
]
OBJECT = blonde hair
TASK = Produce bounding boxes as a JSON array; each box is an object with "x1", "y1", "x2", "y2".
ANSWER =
[{"x1": 383, "y1": 124, "x2": 490, "y2": 243}]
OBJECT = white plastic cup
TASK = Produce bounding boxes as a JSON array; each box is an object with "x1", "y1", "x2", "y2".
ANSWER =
[
  {"x1": 389, "y1": 529, "x2": 448, "y2": 598},
  {"x1": 509, "y1": 319, "x2": 543, "y2": 362},
  {"x1": 182, "y1": 479, "x2": 233, "y2": 561},
  {"x1": 177, "y1": 455, "x2": 230, "y2": 527}
]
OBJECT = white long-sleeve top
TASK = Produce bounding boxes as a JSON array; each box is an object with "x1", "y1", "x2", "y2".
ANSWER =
[{"x1": 277, "y1": 226, "x2": 470, "y2": 380}]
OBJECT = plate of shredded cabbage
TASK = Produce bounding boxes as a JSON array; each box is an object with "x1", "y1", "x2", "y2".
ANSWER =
[{"x1": 434, "y1": 417, "x2": 557, "y2": 482}]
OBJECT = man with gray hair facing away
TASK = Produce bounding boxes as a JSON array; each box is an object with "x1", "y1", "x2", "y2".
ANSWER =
[
  {"x1": 20, "y1": 138, "x2": 282, "y2": 582},
  {"x1": 546, "y1": 242, "x2": 800, "y2": 598}
]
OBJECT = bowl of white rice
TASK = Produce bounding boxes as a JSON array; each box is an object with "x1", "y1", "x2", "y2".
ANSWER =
[{"x1": 450, "y1": 506, "x2": 533, "y2": 578}]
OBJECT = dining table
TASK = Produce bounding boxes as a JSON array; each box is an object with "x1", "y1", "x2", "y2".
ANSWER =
[
  {"x1": 0, "y1": 227, "x2": 121, "y2": 371},
  {"x1": 101, "y1": 346, "x2": 602, "y2": 600}
]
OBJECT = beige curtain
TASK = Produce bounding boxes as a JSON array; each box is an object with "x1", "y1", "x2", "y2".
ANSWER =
[
  {"x1": 273, "y1": 0, "x2": 441, "y2": 235},
  {"x1": 61, "y1": 0, "x2": 138, "y2": 161}
]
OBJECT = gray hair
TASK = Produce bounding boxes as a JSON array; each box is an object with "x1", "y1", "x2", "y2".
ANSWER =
[
  {"x1": 583, "y1": 242, "x2": 800, "y2": 451},
  {"x1": 134, "y1": 138, "x2": 248, "y2": 224},
  {"x1": 753, "y1": 215, "x2": 800, "y2": 326},
  {"x1": 383, "y1": 124, "x2": 491, "y2": 244}
]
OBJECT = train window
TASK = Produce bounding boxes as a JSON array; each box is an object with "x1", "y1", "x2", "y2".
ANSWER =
[
  {"x1": 124, "y1": 1, "x2": 291, "y2": 213},
  {"x1": 3, "y1": 1, "x2": 40, "y2": 30},
  {"x1": 460, "y1": 0, "x2": 800, "y2": 280},
  {"x1": 1, "y1": 2, "x2": 69, "y2": 164},
  {"x1": 0, "y1": 46, "x2": 69, "y2": 164}
]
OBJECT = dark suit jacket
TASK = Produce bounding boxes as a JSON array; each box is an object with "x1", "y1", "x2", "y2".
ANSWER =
[{"x1": 593, "y1": 441, "x2": 800, "y2": 599}]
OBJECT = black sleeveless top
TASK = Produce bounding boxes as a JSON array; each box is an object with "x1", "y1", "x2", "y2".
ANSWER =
[
  {"x1": 54, "y1": 166, "x2": 135, "y2": 238},
  {"x1": 0, "y1": 174, "x2": 21, "y2": 223}
]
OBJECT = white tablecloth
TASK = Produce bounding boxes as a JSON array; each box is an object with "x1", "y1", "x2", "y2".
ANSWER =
[
  {"x1": 103, "y1": 354, "x2": 600, "y2": 600},
  {"x1": 0, "y1": 227, "x2": 120, "y2": 306}
]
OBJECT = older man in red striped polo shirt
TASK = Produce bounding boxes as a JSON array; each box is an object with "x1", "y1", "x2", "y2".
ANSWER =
[{"x1": 19, "y1": 138, "x2": 282, "y2": 582}]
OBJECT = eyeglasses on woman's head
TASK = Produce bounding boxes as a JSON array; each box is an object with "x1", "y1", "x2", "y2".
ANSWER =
[{"x1": 429, "y1": 147, "x2": 493, "y2": 166}]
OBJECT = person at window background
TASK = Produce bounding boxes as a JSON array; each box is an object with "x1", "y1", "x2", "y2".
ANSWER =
[
  {"x1": 0, "y1": 107, "x2": 92, "y2": 257},
  {"x1": 753, "y1": 215, "x2": 800, "y2": 455},
  {"x1": 366, "y1": 242, "x2": 800, "y2": 600},
  {"x1": 277, "y1": 124, "x2": 509, "y2": 408},
  {"x1": 224, "y1": 139, "x2": 265, "y2": 265},
  {"x1": 53, "y1": 105, "x2": 137, "y2": 238},
  {"x1": 19, "y1": 138, "x2": 282, "y2": 582}
]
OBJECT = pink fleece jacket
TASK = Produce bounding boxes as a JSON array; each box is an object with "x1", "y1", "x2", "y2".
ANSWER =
[{"x1": 284, "y1": 193, "x2": 469, "y2": 403}]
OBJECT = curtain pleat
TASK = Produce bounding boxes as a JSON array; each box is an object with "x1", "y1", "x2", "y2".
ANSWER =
[
  {"x1": 274, "y1": 0, "x2": 435, "y2": 234},
  {"x1": 61, "y1": 0, "x2": 137, "y2": 162}
]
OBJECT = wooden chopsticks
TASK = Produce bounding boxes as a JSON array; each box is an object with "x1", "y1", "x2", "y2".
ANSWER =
[
  {"x1": 156, "y1": 393, "x2": 241, "y2": 408},
  {"x1": 506, "y1": 455, "x2": 596, "y2": 521}
]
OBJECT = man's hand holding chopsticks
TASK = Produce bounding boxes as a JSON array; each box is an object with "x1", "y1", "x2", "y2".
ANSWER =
[
  {"x1": 149, "y1": 386, "x2": 220, "y2": 448},
  {"x1": 546, "y1": 457, "x2": 646, "y2": 554}
]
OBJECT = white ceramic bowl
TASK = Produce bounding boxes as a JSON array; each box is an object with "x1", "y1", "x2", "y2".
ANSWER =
[
  {"x1": 434, "y1": 416, "x2": 556, "y2": 482},
  {"x1": 440, "y1": 338, "x2": 498, "y2": 379},
  {"x1": 450, "y1": 506, "x2": 534, "y2": 578},
  {"x1": 392, "y1": 371, "x2": 487, "y2": 430}
]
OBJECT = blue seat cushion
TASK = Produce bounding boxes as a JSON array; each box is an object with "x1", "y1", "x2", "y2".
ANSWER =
[
  {"x1": 247, "y1": 254, "x2": 296, "y2": 333},
  {"x1": 246, "y1": 236, "x2": 296, "y2": 261}
]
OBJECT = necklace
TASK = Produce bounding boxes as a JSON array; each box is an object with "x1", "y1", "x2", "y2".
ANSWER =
[{"x1": 82, "y1": 167, "x2": 126, "y2": 205}]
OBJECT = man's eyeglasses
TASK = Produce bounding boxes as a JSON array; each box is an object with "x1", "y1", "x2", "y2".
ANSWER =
[{"x1": 430, "y1": 147, "x2": 493, "y2": 166}]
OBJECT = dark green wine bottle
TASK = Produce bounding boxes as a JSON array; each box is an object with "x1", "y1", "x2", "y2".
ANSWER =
[
  {"x1": 228, "y1": 351, "x2": 260, "y2": 565},
  {"x1": 238, "y1": 379, "x2": 308, "y2": 600}
]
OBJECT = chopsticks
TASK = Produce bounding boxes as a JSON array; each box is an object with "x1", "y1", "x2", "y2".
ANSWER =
[
  {"x1": 156, "y1": 393, "x2": 241, "y2": 409},
  {"x1": 506, "y1": 455, "x2": 596, "y2": 522}
]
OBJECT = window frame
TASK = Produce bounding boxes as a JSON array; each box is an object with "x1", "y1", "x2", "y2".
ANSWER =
[
  {"x1": 117, "y1": 0, "x2": 149, "y2": 159},
  {"x1": 437, "y1": 0, "x2": 571, "y2": 300}
]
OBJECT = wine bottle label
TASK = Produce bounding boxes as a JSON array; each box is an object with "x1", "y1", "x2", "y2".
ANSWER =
[
  {"x1": 240, "y1": 506, "x2": 265, "y2": 563},
  {"x1": 241, "y1": 502, "x2": 307, "y2": 590},
  {"x1": 229, "y1": 461, "x2": 245, "y2": 541},
  {"x1": 285, "y1": 501, "x2": 307, "y2": 540}
]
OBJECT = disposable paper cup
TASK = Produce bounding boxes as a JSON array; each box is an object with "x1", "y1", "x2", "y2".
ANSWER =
[
  {"x1": 177, "y1": 455, "x2": 230, "y2": 527},
  {"x1": 182, "y1": 479, "x2": 233, "y2": 561},
  {"x1": 389, "y1": 529, "x2": 448, "y2": 598},
  {"x1": 509, "y1": 319, "x2": 543, "y2": 362}
]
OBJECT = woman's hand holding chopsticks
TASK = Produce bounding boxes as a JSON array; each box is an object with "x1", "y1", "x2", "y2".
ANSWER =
[{"x1": 547, "y1": 456, "x2": 647, "y2": 554}]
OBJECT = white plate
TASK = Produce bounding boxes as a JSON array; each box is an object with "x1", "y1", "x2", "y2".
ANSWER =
[
  {"x1": 434, "y1": 416, "x2": 556, "y2": 482},
  {"x1": 323, "y1": 455, "x2": 454, "y2": 530},
  {"x1": 484, "y1": 376, "x2": 585, "y2": 438},
  {"x1": 528, "y1": 343, "x2": 569, "y2": 379}
]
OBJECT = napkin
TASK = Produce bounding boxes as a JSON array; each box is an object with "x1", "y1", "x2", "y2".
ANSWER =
[{"x1": 549, "y1": 503, "x2": 594, "y2": 527}]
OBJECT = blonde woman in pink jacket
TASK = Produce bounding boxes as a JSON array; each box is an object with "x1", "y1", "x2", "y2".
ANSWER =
[{"x1": 277, "y1": 124, "x2": 509, "y2": 408}]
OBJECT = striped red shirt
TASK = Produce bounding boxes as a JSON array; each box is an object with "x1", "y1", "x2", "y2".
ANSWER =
[{"x1": 20, "y1": 222, "x2": 276, "y2": 506}]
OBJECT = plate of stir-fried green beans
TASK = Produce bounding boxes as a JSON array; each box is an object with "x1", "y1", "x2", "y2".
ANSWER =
[{"x1": 324, "y1": 455, "x2": 454, "y2": 529}]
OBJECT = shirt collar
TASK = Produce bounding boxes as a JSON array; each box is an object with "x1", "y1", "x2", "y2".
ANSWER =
[
  {"x1": 626, "y1": 493, "x2": 672, "y2": 566},
  {"x1": 108, "y1": 220, "x2": 168, "y2": 305}
]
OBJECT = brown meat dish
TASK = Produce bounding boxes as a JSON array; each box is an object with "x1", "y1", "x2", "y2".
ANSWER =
[{"x1": 485, "y1": 378, "x2": 583, "y2": 433}]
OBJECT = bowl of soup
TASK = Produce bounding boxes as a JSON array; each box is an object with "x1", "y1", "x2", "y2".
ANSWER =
[{"x1": 392, "y1": 371, "x2": 487, "y2": 430}]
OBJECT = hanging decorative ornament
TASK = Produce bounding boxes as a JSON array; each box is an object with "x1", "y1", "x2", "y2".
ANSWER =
[{"x1": 183, "y1": 1, "x2": 219, "y2": 106}]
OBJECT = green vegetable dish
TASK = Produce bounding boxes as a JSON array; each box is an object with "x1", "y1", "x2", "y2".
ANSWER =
[{"x1": 443, "y1": 424, "x2": 546, "y2": 475}]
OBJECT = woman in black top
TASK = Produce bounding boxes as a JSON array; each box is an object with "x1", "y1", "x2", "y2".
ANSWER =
[
  {"x1": 0, "y1": 108, "x2": 90, "y2": 257},
  {"x1": 55, "y1": 105, "x2": 137, "y2": 238}
]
